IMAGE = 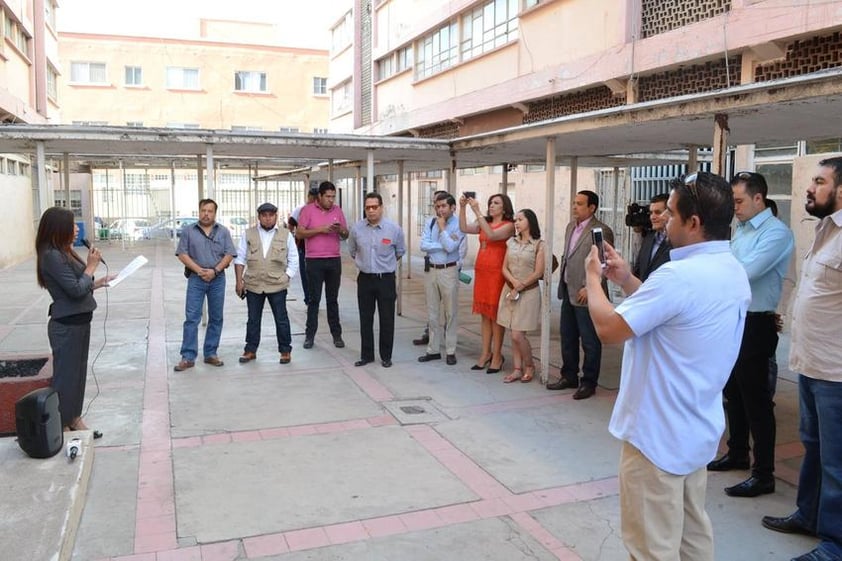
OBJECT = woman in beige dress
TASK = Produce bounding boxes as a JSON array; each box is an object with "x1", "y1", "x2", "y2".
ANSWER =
[{"x1": 497, "y1": 209, "x2": 546, "y2": 383}]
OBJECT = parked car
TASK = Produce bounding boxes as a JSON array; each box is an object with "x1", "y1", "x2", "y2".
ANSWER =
[
  {"x1": 108, "y1": 218, "x2": 151, "y2": 240},
  {"x1": 217, "y1": 216, "x2": 249, "y2": 237},
  {"x1": 147, "y1": 217, "x2": 198, "y2": 239}
]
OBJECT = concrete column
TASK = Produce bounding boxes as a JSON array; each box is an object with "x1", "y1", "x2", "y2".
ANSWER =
[
  {"x1": 196, "y1": 154, "x2": 204, "y2": 201},
  {"x1": 63, "y1": 153, "x2": 70, "y2": 214},
  {"x1": 406, "y1": 171, "x2": 413, "y2": 279},
  {"x1": 206, "y1": 145, "x2": 215, "y2": 199},
  {"x1": 448, "y1": 152, "x2": 457, "y2": 195},
  {"x1": 712, "y1": 114, "x2": 730, "y2": 176},
  {"x1": 356, "y1": 165, "x2": 364, "y2": 222},
  {"x1": 328, "y1": 159, "x2": 334, "y2": 183},
  {"x1": 120, "y1": 160, "x2": 126, "y2": 251},
  {"x1": 397, "y1": 160, "x2": 404, "y2": 316},
  {"x1": 501, "y1": 164, "x2": 508, "y2": 196},
  {"x1": 170, "y1": 161, "x2": 177, "y2": 249},
  {"x1": 688, "y1": 145, "x2": 698, "y2": 172},
  {"x1": 569, "y1": 156, "x2": 578, "y2": 221},
  {"x1": 36, "y1": 141, "x2": 51, "y2": 213},
  {"x1": 541, "y1": 138, "x2": 557, "y2": 384}
]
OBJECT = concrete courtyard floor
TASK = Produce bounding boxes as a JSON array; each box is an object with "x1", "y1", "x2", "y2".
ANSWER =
[{"x1": 0, "y1": 238, "x2": 818, "y2": 561}]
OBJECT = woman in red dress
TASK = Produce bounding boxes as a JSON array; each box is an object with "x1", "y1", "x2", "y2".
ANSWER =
[{"x1": 459, "y1": 193, "x2": 515, "y2": 373}]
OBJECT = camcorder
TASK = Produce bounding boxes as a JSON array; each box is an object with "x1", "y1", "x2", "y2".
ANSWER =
[{"x1": 625, "y1": 202, "x2": 652, "y2": 232}]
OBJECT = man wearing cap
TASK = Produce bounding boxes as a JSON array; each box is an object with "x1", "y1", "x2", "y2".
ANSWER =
[
  {"x1": 348, "y1": 192, "x2": 406, "y2": 368},
  {"x1": 707, "y1": 171, "x2": 794, "y2": 498},
  {"x1": 295, "y1": 181, "x2": 349, "y2": 349},
  {"x1": 288, "y1": 186, "x2": 319, "y2": 305},
  {"x1": 234, "y1": 202, "x2": 299, "y2": 364}
]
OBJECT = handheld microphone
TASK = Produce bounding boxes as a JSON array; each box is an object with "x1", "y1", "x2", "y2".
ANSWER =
[
  {"x1": 66, "y1": 437, "x2": 81, "y2": 460},
  {"x1": 81, "y1": 239, "x2": 106, "y2": 265}
]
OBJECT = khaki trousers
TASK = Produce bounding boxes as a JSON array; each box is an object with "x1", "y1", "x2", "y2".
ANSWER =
[
  {"x1": 620, "y1": 442, "x2": 714, "y2": 561},
  {"x1": 425, "y1": 266, "x2": 458, "y2": 355}
]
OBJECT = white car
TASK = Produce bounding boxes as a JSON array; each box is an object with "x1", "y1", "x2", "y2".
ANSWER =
[
  {"x1": 217, "y1": 216, "x2": 249, "y2": 237},
  {"x1": 108, "y1": 218, "x2": 151, "y2": 240}
]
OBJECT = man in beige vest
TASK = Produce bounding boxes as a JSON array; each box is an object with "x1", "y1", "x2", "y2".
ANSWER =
[{"x1": 234, "y1": 202, "x2": 299, "y2": 364}]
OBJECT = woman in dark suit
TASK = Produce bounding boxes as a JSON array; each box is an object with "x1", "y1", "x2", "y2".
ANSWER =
[{"x1": 36, "y1": 207, "x2": 113, "y2": 436}]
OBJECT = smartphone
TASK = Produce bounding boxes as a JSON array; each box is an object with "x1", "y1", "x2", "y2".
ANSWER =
[
  {"x1": 592, "y1": 227, "x2": 606, "y2": 265},
  {"x1": 463, "y1": 191, "x2": 476, "y2": 199}
]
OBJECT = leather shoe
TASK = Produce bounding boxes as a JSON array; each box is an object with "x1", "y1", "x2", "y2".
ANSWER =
[
  {"x1": 412, "y1": 334, "x2": 429, "y2": 346},
  {"x1": 761, "y1": 514, "x2": 815, "y2": 537},
  {"x1": 381, "y1": 359, "x2": 392, "y2": 368},
  {"x1": 303, "y1": 338, "x2": 314, "y2": 349},
  {"x1": 204, "y1": 356, "x2": 224, "y2": 367},
  {"x1": 333, "y1": 336, "x2": 345, "y2": 348},
  {"x1": 279, "y1": 352, "x2": 291, "y2": 364},
  {"x1": 446, "y1": 354, "x2": 457, "y2": 365},
  {"x1": 707, "y1": 453, "x2": 750, "y2": 471},
  {"x1": 173, "y1": 359, "x2": 195, "y2": 372},
  {"x1": 573, "y1": 385, "x2": 596, "y2": 400},
  {"x1": 724, "y1": 476, "x2": 775, "y2": 497},
  {"x1": 239, "y1": 351, "x2": 256, "y2": 363},
  {"x1": 547, "y1": 378, "x2": 578, "y2": 391},
  {"x1": 354, "y1": 359, "x2": 372, "y2": 367},
  {"x1": 418, "y1": 353, "x2": 441, "y2": 362}
]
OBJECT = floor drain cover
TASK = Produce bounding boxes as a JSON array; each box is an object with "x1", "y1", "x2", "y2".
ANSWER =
[
  {"x1": 383, "y1": 399, "x2": 448, "y2": 425},
  {"x1": 400, "y1": 405, "x2": 426, "y2": 415}
]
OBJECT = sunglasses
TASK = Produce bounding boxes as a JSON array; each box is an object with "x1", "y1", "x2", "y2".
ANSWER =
[
  {"x1": 683, "y1": 172, "x2": 701, "y2": 202},
  {"x1": 364, "y1": 204, "x2": 381, "y2": 210}
]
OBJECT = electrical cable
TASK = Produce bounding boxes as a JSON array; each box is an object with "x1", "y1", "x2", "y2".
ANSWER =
[{"x1": 80, "y1": 259, "x2": 108, "y2": 422}]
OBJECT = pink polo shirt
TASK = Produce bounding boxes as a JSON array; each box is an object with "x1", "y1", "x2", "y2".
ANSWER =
[{"x1": 298, "y1": 202, "x2": 348, "y2": 258}]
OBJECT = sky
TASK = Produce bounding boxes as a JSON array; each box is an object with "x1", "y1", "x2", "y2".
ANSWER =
[{"x1": 57, "y1": 0, "x2": 344, "y2": 50}]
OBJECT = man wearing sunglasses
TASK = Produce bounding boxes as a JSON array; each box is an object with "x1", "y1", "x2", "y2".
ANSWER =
[
  {"x1": 584, "y1": 171, "x2": 751, "y2": 561},
  {"x1": 763, "y1": 157, "x2": 842, "y2": 561},
  {"x1": 707, "y1": 172, "x2": 794, "y2": 499}
]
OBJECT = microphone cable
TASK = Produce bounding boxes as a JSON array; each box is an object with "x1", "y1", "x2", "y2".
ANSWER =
[{"x1": 80, "y1": 250, "x2": 109, "y2": 423}]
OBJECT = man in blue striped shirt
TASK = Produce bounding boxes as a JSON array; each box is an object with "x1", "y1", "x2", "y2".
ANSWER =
[
  {"x1": 708, "y1": 171, "x2": 794, "y2": 498},
  {"x1": 348, "y1": 192, "x2": 406, "y2": 368}
]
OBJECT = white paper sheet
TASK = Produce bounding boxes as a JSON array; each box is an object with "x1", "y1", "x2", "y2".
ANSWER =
[{"x1": 107, "y1": 255, "x2": 148, "y2": 288}]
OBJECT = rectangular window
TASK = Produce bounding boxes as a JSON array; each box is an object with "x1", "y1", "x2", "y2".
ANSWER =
[
  {"x1": 166, "y1": 67, "x2": 200, "y2": 90},
  {"x1": 166, "y1": 122, "x2": 201, "y2": 129},
  {"x1": 377, "y1": 56, "x2": 394, "y2": 81},
  {"x1": 46, "y1": 65, "x2": 58, "y2": 100},
  {"x1": 461, "y1": 0, "x2": 519, "y2": 61},
  {"x1": 313, "y1": 77, "x2": 327, "y2": 95},
  {"x1": 313, "y1": 127, "x2": 329, "y2": 134},
  {"x1": 234, "y1": 71, "x2": 267, "y2": 92},
  {"x1": 124, "y1": 66, "x2": 143, "y2": 86},
  {"x1": 524, "y1": 0, "x2": 540, "y2": 8},
  {"x1": 126, "y1": 121, "x2": 144, "y2": 127},
  {"x1": 331, "y1": 10, "x2": 353, "y2": 53},
  {"x1": 331, "y1": 80, "x2": 353, "y2": 115},
  {"x1": 45, "y1": 0, "x2": 57, "y2": 29},
  {"x1": 71, "y1": 120, "x2": 108, "y2": 126},
  {"x1": 7, "y1": 160, "x2": 17, "y2": 175},
  {"x1": 231, "y1": 125, "x2": 263, "y2": 132},
  {"x1": 279, "y1": 127, "x2": 300, "y2": 133},
  {"x1": 396, "y1": 45, "x2": 413, "y2": 72},
  {"x1": 70, "y1": 61, "x2": 107, "y2": 84},
  {"x1": 416, "y1": 22, "x2": 458, "y2": 80}
]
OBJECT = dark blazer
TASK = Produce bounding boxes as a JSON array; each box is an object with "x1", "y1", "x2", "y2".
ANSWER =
[
  {"x1": 40, "y1": 248, "x2": 97, "y2": 319},
  {"x1": 557, "y1": 217, "x2": 614, "y2": 306},
  {"x1": 633, "y1": 230, "x2": 671, "y2": 283}
]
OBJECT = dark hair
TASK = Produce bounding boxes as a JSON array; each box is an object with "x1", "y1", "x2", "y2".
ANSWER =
[
  {"x1": 670, "y1": 171, "x2": 734, "y2": 241},
  {"x1": 318, "y1": 181, "x2": 337, "y2": 195},
  {"x1": 766, "y1": 198, "x2": 779, "y2": 217},
  {"x1": 730, "y1": 171, "x2": 769, "y2": 200},
  {"x1": 485, "y1": 194, "x2": 515, "y2": 222},
  {"x1": 518, "y1": 209, "x2": 541, "y2": 240},
  {"x1": 199, "y1": 198, "x2": 218, "y2": 211},
  {"x1": 819, "y1": 156, "x2": 842, "y2": 187},
  {"x1": 434, "y1": 191, "x2": 456, "y2": 206},
  {"x1": 650, "y1": 193, "x2": 669, "y2": 205},
  {"x1": 35, "y1": 207, "x2": 81, "y2": 288},
  {"x1": 364, "y1": 192, "x2": 383, "y2": 205},
  {"x1": 578, "y1": 190, "x2": 599, "y2": 210}
]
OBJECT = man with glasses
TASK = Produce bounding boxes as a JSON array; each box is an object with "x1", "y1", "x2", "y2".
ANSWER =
[
  {"x1": 584, "y1": 171, "x2": 750, "y2": 561},
  {"x1": 295, "y1": 181, "x2": 349, "y2": 350},
  {"x1": 633, "y1": 193, "x2": 671, "y2": 282},
  {"x1": 762, "y1": 157, "x2": 842, "y2": 561},
  {"x1": 707, "y1": 171, "x2": 794, "y2": 498},
  {"x1": 348, "y1": 192, "x2": 405, "y2": 368}
]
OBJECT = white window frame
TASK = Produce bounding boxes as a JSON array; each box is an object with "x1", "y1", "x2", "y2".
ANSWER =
[
  {"x1": 331, "y1": 10, "x2": 353, "y2": 53},
  {"x1": 415, "y1": 21, "x2": 458, "y2": 80},
  {"x1": 331, "y1": 80, "x2": 353, "y2": 116},
  {"x1": 46, "y1": 64, "x2": 58, "y2": 100},
  {"x1": 313, "y1": 77, "x2": 328, "y2": 95},
  {"x1": 461, "y1": 0, "x2": 519, "y2": 61},
  {"x1": 166, "y1": 67, "x2": 200, "y2": 90},
  {"x1": 124, "y1": 66, "x2": 143, "y2": 86},
  {"x1": 70, "y1": 61, "x2": 107, "y2": 84},
  {"x1": 234, "y1": 71, "x2": 267, "y2": 93}
]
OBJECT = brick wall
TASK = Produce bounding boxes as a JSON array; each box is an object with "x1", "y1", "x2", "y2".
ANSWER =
[
  {"x1": 641, "y1": 0, "x2": 732, "y2": 39},
  {"x1": 755, "y1": 31, "x2": 842, "y2": 82},
  {"x1": 524, "y1": 86, "x2": 625, "y2": 124},
  {"x1": 638, "y1": 56, "x2": 741, "y2": 102},
  {"x1": 416, "y1": 121, "x2": 461, "y2": 139}
]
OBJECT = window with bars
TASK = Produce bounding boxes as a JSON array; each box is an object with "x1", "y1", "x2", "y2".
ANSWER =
[
  {"x1": 461, "y1": 0, "x2": 519, "y2": 61},
  {"x1": 416, "y1": 22, "x2": 458, "y2": 80},
  {"x1": 166, "y1": 67, "x2": 200, "y2": 90},
  {"x1": 125, "y1": 66, "x2": 143, "y2": 86},
  {"x1": 234, "y1": 71, "x2": 267, "y2": 93},
  {"x1": 70, "y1": 62, "x2": 107, "y2": 84}
]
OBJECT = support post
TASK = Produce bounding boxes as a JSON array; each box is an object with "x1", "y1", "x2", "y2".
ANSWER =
[
  {"x1": 501, "y1": 163, "x2": 508, "y2": 196},
  {"x1": 712, "y1": 114, "x2": 729, "y2": 176},
  {"x1": 36, "y1": 141, "x2": 51, "y2": 213},
  {"x1": 170, "y1": 161, "x2": 177, "y2": 249},
  {"x1": 406, "y1": 171, "x2": 413, "y2": 279},
  {"x1": 688, "y1": 145, "x2": 698, "y2": 172},
  {"x1": 206, "y1": 145, "x2": 215, "y2": 199},
  {"x1": 540, "y1": 138, "x2": 557, "y2": 384},
  {"x1": 196, "y1": 154, "x2": 204, "y2": 201},
  {"x1": 397, "y1": 160, "x2": 404, "y2": 316},
  {"x1": 63, "y1": 153, "x2": 71, "y2": 213}
]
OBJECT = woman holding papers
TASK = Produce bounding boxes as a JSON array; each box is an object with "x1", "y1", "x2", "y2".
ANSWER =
[{"x1": 36, "y1": 207, "x2": 113, "y2": 437}]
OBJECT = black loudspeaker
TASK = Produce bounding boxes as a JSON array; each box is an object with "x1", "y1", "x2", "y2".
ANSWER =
[{"x1": 15, "y1": 387, "x2": 63, "y2": 458}]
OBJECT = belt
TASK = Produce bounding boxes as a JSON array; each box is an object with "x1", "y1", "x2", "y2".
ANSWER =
[
  {"x1": 430, "y1": 261, "x2": 457, "y2": 269},
  {"x1": 359, "y1": 271, "x2": 395, "y2": 279},
  {"x1": 747, "y1": 311, "x2": 775, "y2": 317}
]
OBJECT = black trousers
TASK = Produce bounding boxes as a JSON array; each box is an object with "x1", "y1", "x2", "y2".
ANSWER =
[
  {"x1": 305, "y1": 257, "x2": 342, "y2": 339},
  {"x1": 357, "y1": 272, "x2": 396, "y2": 361},
  {"x1": 723, "y1": 313, "x2": 778, "y2": 479},
  {"x1": 48, "y1": 318, "x2": 91, "y2": 427}
]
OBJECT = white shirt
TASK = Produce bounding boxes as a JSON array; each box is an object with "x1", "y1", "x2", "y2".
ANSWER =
[
  {"x1": 234, "y1": 226, "x2": 299, "y2": 279},
  {"x1": 611, "y1": 241, "x2": 751, "y2": 475}
]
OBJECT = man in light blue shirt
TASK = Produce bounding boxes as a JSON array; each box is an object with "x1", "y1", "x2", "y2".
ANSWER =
[
  {"x1": 585, "y1": 171, "x2": 751, "y2": 561},
  {"x1": 418, "y1": 192, "x2": 465, "y2": 365},
  {"x1": 708, "y1": 171, "x2": 795, "y2": 499}
]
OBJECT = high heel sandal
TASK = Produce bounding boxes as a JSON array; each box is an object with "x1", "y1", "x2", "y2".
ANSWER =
[
  {"x1": 486, "y1": 356, "x2": 506, "y2": 374},
  {"x1": 470, "y1": 357, "x2": 492, "y2": 371},
  {"x1": 521, "y1": 364, "x2": 535, "y2": 383},
  {"x1": 503, "y1": 368, "x2": 523, "y2": 383}
]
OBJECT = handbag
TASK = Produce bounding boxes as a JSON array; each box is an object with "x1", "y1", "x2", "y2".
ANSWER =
[{"x1": 551, "y1": 254, "x2": 559, "y2": 273}]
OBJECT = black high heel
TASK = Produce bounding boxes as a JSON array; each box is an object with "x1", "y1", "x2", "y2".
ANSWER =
[
  {"x1": 471, "y1": 358, "x2": 492, "y2": 371},
  {"x1": 486, "y1": 356, "x2": 505, "y2": 374}
]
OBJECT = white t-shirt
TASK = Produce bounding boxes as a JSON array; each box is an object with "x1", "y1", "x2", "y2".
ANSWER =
[{"x1": 611, "y1": 240, "x2": 751, "y2": 475}]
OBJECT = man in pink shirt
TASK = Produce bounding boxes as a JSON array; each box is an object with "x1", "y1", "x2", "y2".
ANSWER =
[{"x1": 295, "y1": 181, "x2": 349, "y2": 349}]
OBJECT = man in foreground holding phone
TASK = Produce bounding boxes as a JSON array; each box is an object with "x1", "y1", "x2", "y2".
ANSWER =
[
  {"x1": 547, "y1": 190, "x2": 613, "y2": 399},
  {"x1": 584, "y1": 171, "x2": 750, "y2": 561}
]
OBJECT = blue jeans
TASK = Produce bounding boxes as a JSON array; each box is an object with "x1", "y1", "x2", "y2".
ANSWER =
[
  {"x1": 180, "y1": 273, "x2": 226, "y2": 361},
  {"x1": 244, "y1": 289, "x2": 292, "y2": 354},
  {"x1": 792, "y1": 375, "x2": 842, "y2": 560},
  {"x1": 559, "y1": 283, "x2": 602, "y2": 387}
]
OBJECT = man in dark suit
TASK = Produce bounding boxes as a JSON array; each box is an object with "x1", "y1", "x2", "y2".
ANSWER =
[
  {"x1": 633, "y1": 193, "x2": 671, "y2": 283},
  {"x1": 547, "y1": 190, "x2": 614, "y2": 399}
]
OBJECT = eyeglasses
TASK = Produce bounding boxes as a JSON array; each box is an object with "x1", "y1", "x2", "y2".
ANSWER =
[
  {"x1": 734, "y1": 171, "x2": 757, "y2": 181},
  {"x1": 683, "y1": 172, "x2": 701, "y2": 201},
  {"x1": 364, "y1": 205, "x2": 381, "y2": 210}
]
